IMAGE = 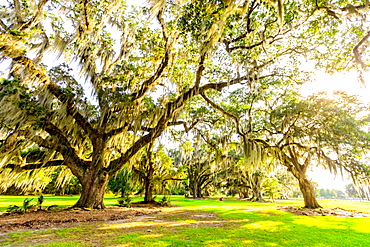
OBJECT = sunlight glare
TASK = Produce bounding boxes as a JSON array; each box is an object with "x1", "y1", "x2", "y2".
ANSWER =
[{"x1": 300, "y1": 71, "x2": 370, "y2": 102}]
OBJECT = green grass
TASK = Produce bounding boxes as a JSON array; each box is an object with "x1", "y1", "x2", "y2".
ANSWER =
[
  {"x1": 1, "y1": 195, "x2": 370, "y2": 246},
  {"x1": 0, "y1": 194, "x2": 144, "y2": 211}
]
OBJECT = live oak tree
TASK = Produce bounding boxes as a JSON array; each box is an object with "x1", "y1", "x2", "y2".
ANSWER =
[
  {"x1": 1, "y1": 0, "x2": 368, "y2": 209},
  {"x1": 177, "y1": 139, "x2": 217, "y2": 198},
  {"x1": 200, "y1": 79, "x2": 285, "y2": 202},
  {"x1": 265, "y1": 92, "x2": 370, "y2": 208},
  {"x1": 2, "y1": 0, "x2": 279, "y2": 208},
  {"x1": 131, "y1": 143, "x2": 174, "y2": 203},
  {"x1": 201, "y1": 76, "x2": 370, "y2": 208}
]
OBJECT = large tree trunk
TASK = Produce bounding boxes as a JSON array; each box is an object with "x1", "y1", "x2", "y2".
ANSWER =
[
  {"x1": 249, "y1": 174, "x2": 264, "y2": 202},
  {"x1": 289, "y1": 165, "x2": 321, "y2": 209},
  {"x1": 144, "y1": 160, "x2": 155, "y2": 203},
  {"x1": 74, "y1": 176, "x2": 109, "y2": 209},
  {"x1": 250, "y1": 186, "x2": 264, "y2": 202},
  {"x1": 239, "y1": 189, "x2": 249, "y2": 199},
  {"x1": 196, "y1": 184, "x2": 202, "y2": 198},
  {"x1": 191, "y1": 183, "x2": 197, "y2": 198},
  {"x1": 298, "y1": 176, "x2": 321, "y2": 209},
  {"x1": 73, "y1": 163, "x2": 110, "y2": 209}
]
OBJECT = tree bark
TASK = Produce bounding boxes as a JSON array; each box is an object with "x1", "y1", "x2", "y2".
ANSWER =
[
  {"x1": 73, "y1": 160, "x2": 110, "y2": 209},
  {"x1": 196, "y1": 185, "x2": 202, "y2": 198},
  {"x1": 249, "y1": 174, "x2": 264, "y2": 202},
  {"x1": 288, "y1": 165, "x2": 321, "y2": 209},
  {"x1": 191, "y1": 183, "x2": 197, "y2": 198},
  {"x1": 298, "y1": 176, "x2": 321, "y2": 209},
  {"x1": 144, "y1": 163, "x2": 154, "y2": 203},
  {"x1": 74, "y1": 176, "x2": 109, "y2": 209},
  {"x1": 250, "y1": 186, "x2": 264, "y2": 202},
  {"x1": 239, "y1": 189, "x2": 249, "y2": 199}
]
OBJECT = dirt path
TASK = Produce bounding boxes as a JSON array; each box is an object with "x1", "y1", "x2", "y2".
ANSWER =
[{"x1": 0, "y1": 206, "x2": 162, "y2": 233}]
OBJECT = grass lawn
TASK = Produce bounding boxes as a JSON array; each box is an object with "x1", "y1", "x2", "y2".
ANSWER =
[{"x1": 1, "y1": 195, "x2": 370, "y2": 246}]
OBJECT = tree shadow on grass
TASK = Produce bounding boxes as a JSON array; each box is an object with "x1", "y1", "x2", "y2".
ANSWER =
[{"x1": 2, "y1": 208, "x2": 370, "y2": 247}]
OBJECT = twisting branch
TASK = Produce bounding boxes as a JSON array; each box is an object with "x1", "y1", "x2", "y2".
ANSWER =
[
  {"x1": 0, "y1": 19, "x2": 8, "y2": 31},
  {"x1": 29, "y1": 135, "x2": 58, "y2": 151},
  {"x1": 353, "y1": 30, "x2": 370, "y2": 71},
  {"x1": 0, "y1": 35, "x2": 95, "y2": 141},
  {"x1": 168, "y1": 120, "x2": 200, "y2": 133},
  {"x1": 104, "y1": 122, "x2": 156, "y2": 140},
  {"x1": 40, "y1": 118, "x2": 86, "y2": 171},
  {"x1": 17, "y1": 0, "x2": 49, "y2": 31},
  {"x1": 200, "y1": 93, "x2": 244, "y2": 137},
  {"x1": 108, "y1": 70, "x2": 273, "y2": 174},
  {"x1": 131, "y1": 11, "x2": 172, "y2": 101},
  {"x1": 45, "y1": 83, "x2": 96, "y2": 139},
  {"x1": 196, "y1": 130, "x2": 219, "y2": 153},
  {"x1": 3, "y1": 160, "x2": 66, "y2": 170},
  {"x1": 223, "y1": 0, "x2": 258, "y2": 46},
  {"x1": 195, "y1": 53, "x2": 206, "y2": 88}
]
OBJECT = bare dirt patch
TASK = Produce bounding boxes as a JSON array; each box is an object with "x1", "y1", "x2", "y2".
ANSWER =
[
  {"x1": 0, "y1": 205, "x2": 161, "y2": 232},
  {"x1": 277, "y1": 206, "x2": 370, "y2": 217}
]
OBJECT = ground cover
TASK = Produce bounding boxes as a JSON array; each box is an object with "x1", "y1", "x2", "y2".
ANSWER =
[{"x1": 1, "y1": 196, "x2": 370, "y2": 246}]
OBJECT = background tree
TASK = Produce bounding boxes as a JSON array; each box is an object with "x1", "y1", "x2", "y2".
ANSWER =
[
  {"x1": 132, "y1": 143, "x2": 174, "y2": 203},
  {"x1": 265, "y1": 92, "x2": 370, "y2": 208},
  {"x1": 108, "y1": 165, "x2": 134, "y2": 198},
  {"x1": 263, "y1": 177, "x2": 282, "y2": 203},
  {"x1": 345, "y1": 183, "x2": 360, "y2": 198}
]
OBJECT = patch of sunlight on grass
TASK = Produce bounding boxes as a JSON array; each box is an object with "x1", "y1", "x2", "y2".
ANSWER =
[
  {"x1": 293, "y1": 217, "x2": 347, "y2": 230},
  {"x1": 204, "y1": 239, "x2": 231, "y2": 246},
  {"x1": 241, "y1": 220, "x2": 283, "y2": 232},
  {"x1": 109, "y1": 245, "x2": 131, "y2": 247},
  {"x1": 140, "y1": 234, "x2": 164, "y2": 239},
  {"x1": 353, "y1": 219, "x2": 370, "y2": 233},
  {"x1": 34, "y1": 240, "x2": 90, "y2": 247},
  {"x1": 266, "y1": 243, "x2": 278, "y2": 246},
  {"x1": 242, "y1": 240, "x2": 254, "y2": 244},
  {"x1": 100, "y1": 220, "x2": 197, "y2": 230},
  {"x1": 55, "y1": 227, "x2": 82, "y2": 238}
]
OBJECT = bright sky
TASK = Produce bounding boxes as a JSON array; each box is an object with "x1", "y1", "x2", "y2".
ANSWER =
[
  {"x1": 301, "y1": 70, "x2": 370, "y2": 100},
  {"x1": 302, "y1": 70, "x2": 370, "y2": 191}
]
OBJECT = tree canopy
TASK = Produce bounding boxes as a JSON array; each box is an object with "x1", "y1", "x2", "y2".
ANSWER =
[{"x1": 0, "y1": 0, "x2": 370, "y2": 209}]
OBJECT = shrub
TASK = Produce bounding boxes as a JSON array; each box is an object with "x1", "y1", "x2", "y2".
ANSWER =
[
  {"x1": 117, "y1": 194, "x2": 132, "y2": 208},
  {"x1": 159, "y1": 196, "x2": 171, "y2": 206},
  {"x1": 7, "y1": 198, "x2": 37, "y2": 214}
]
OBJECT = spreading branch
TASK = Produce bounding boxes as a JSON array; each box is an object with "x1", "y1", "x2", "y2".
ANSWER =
[
  {"x1": 0, "y1": 36, "x2": 96, "y2": 141},
  {"x1": 168, "y1": 120, "x2": 200, "y2": 132},
  {"x1": 3, "y1": 159, "x2": 65, "y2": 170},
  {"x1": 353, "y1": 30, "x2": 370, "y2": 71},
  {"x1": 131, "y1": 11, "x2": 172, "y2": 101}
]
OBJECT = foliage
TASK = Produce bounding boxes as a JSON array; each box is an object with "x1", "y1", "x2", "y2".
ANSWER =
[
  {"x1": 42, "y1": 168, "x2": 82, "y2": 195},
  {"x1": 263, "y1": 177, "x2": 282, "y2": 203},
  {"x1": 159, "y1": 196, "x2": 171, "y2": 206},
  {"x1": 1, "y1": 0, "x2": 370, "y2": 209},
  {"x1": 131, "y1": 143, "x2": 176, "y2": 203},
  {"x1": 345, "y1": 183, "x2": 360, "y2": 198},
  {"x1": 6, "y1": 204, "x2": 22, "y2": 214},
  {"x1": 7, "y1": 198, "x2": 35, "y2": 214},
  {"x1": 117, "y1": 195, "x2": 132, "y2": 208},
  {"x1": 37, "y1": 194, "x2": 44, "y2": 210},
  {"x1": 108, "y1": 165, "x2": 135, "y2": 198}
]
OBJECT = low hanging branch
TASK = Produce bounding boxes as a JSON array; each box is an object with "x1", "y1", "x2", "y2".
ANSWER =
[
  {"x1": 3, "y1": 160, "x2": 66, "y2": 170},
  {"x1": 168, "y1": 120, "x2": 200, "y2": 133}
]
